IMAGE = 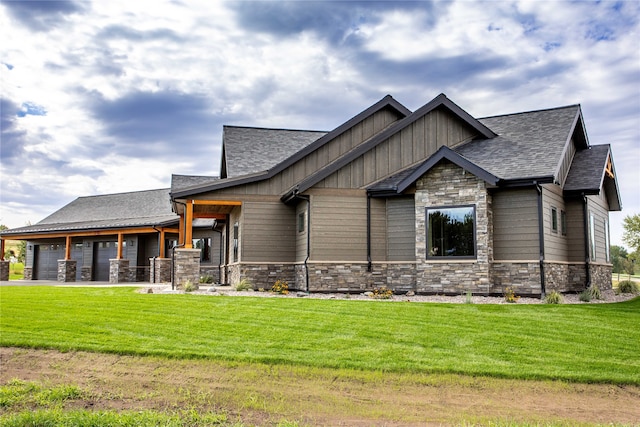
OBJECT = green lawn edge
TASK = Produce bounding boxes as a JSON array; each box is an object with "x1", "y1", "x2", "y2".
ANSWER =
[{"x1": 2, "y1": 286, "x2": 639, "y2": 385}]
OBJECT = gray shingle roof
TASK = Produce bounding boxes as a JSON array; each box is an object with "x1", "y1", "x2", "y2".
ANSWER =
[
  {"x1": 171, "y1": 174, "x2": 219, "y2": 193},
  {"x1": 1, "y1": 188, "x2": 178, "y2": 236},
  {"x1": 455, "y1": 105, "x2": 581, "y2": 181},
  {"x1": 564, "y1": 144, "x2": 610, "y2": 192},
  {"x1": 222, "y1": 126, "x2": 327, "y2": 178}
]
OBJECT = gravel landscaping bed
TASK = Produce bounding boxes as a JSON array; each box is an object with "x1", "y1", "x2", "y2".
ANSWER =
[{"x1": 145, "y1": 285, "x2": 637, "y2": 304}]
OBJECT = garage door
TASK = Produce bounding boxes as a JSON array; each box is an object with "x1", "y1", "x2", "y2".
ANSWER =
[
  {"x1": 34, "y1": 244, "x2": 66, "y2": 280},
  {"x1": 93, "y1": 241, "x2": 118, "y2": 281}
]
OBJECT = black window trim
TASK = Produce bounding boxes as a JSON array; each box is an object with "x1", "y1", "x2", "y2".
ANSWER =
[{"x1": 425, "y1": 204, "x2": 477, "y2": 260}]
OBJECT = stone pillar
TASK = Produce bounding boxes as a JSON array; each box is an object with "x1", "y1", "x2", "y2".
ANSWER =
[
  {"x1": 109, "y1": 259, "x2": 129, "y2": 283},
  {"x1": 151, "y1": 258, "x2": 172, "y2": 283},
  {"x1": 23, "y1": 267, "x2": 33, "y2": 280},
  {"x1": 81, "y1": 266, "x2": 92, "y2": 281},
  {"x1": 0, "y1": 260, "x2": 9, "y2": 281},
  {"x1": 57, "y1": 259, "x2": 77, "y2": 282},
  {"x1": 174, "y1": 249, "x2": 200, "y2": 289}
]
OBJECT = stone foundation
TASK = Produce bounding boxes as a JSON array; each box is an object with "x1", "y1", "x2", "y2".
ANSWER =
[
  {"x1": 173, "y1": 249, "x2": 201, "y2": 288},
  {"x1": 151, "y1": 258, "x2": 171, "y2": 283},
  {"x1": 81, "y1": 266, "x2": 92, "y2": 281},
  {"x1": 490, "y1": 262, "x2": 541, "y2": 296},
  {"x1": 57, "y1": 259, "x2": 77, "y2": 282},
  {"x1": 419, "y1": 262, "x2": 491, "y2": 295},
  {"x1": 590, "y1": 263, "x2": 613, "y2": 290},
  {"x1": 109, "y1": 259, "x2": 129, "y2": 283},
  {"x1": 228, "y1": 263, "x2": 295, "y2": 290},
  {"x1": 545, "y1": 262, "x2": 586, "y2": 293},
  {"x1": 0, "y1": 260, "x2": 9, "y2": 281},
  {"x1": 126, "y1": 266, "x2": 150, "y2": 282},
  {"x1": 23, "y1": 266, "x2": 33, "y2": 280},
  {"x1": 199, "y1": 265, "x2": 220, "y2": 284}
]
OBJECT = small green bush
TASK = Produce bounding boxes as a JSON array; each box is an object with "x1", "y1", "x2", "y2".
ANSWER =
[
  {"x1": 503, "y1": 287, "x2": 519, "y2": 303},
  {"x1": 464, "y1": 290, "x2": 473, "y2": 304},
  {"x1": 183, "y1": 280, "x2": 198, "y2": 292},
  {"x1": 579, "y1": 290, "x2": 591, "y2": 302},
  {"x1": 370, "y1": 287, "x2": 393, "y2": 299},
  {"x1": 198, "y1": 275, "x2": 214, "y2": 284},
  {"x1": 617, "y1": 280, "x2": 640, "y2": 294},
  {"x1": 545, "y1": 291, "x2": 563, "y2": 304},
  {"x1": 234, "y1": 278, "x2": 253, "y2": 291}
]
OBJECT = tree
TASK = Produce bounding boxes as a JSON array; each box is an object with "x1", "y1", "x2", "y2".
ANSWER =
[
  {"x1": 622, "y1": 213, "x2": 640, "y2": 253},
  {"x1": 610, "y1": 245, "x2": 628, "y2": 274}
]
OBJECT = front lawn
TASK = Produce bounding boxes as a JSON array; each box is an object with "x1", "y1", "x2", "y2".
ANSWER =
[{"x1": 1, "y1": 286, "x2": 638, "y2": 385}]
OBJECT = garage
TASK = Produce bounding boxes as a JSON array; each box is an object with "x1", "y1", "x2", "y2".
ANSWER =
[
  {"x1": 34, "y1": 243, "x2": 84, "y2": 281},
  {"x1": 93, "y1": 241, "x2": 118, "y2": 281}
]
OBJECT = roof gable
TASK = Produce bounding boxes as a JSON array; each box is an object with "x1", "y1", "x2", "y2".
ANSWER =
[{"x1": 564, "y1": 144, "x2": 621, "y2": 210}]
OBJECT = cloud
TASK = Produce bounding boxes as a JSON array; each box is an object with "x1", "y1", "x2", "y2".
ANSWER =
[
  {"x1": 0, "y1": 98, "x2": 27, "y2": 162},
  {"x1": 1, "y1": 0, "x2": 87, "y2": 32}
]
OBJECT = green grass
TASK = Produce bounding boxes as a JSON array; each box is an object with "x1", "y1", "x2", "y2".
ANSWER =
[
  {"x1": 1, "y1": 286, "x2": 639, "y2": 385},
  {"x1": 8, "y1": 262, "x2": 23, "y2": 280}
]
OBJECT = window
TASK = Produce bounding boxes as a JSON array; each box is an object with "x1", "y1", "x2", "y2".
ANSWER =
[
  {"x1": 426, "y1": 205, "x2": 476, "y2": 259},
  {"x1": 551, "y1": 207, "x2": 558, "y2": 233},
  {"x1": 589, "y1": 213, "x2": 596, "y2": 260},
  {"x1": 298, "y1": 211, "x2": 306, "y2": 233},
  {"x1": 233, "y1": 222, "x2": 239, "y2": 262},
  {"x1": 193, "y1": 238, "x2": 211, "y2": 262},
  {"x1": 561, "y1": 210, "x2": 567, "y2": 236},
  {"x1": 604, "y1": 219, "x2": 610, "y2": 263}
]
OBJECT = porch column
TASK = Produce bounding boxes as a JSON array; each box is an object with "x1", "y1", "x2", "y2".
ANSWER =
[
  {"x1": 185, "y1": 200, "x2": 194, "y2": 248},
  {"x1": 0, "y1": 239, "x2": 8, "y2": 281},
  {"x1": 117, "y1": 232, "x2": 124, "y2": 259},
  {"x1": 65, "y1": 235, "x2": 72, "y2": 260}
]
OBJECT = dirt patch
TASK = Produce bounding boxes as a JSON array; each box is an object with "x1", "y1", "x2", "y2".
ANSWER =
[{"x1": 2, "y1": 348, "x2": 639, "y2": 425}]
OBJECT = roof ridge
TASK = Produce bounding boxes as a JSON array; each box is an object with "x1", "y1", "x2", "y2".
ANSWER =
[
  {"x1": 75, "y1": 188, "x2": 170, "y2": 200},
  {"x1": 223, "y1": 125, "x2": 328, "y2": 133},
  {"x1": 479, "y1": 104, "x2": 580, "y2": 120}
]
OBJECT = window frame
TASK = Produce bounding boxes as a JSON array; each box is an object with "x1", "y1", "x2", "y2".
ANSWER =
[
  {"x1": 560, "y1": 209, "x2": 567, "y2": 236},
  {"x1": 425, "y1": 204, "x2": 477, "y2": 260},
  {"x1": 589, "y1": 212, "x2": 596, "y2": 261},
  {"x1": 298, "y1": 211, "x2": 306, "y2": 233},
  {"x1": 551, "y1": 206, "x2": 558, "y2": 234}
]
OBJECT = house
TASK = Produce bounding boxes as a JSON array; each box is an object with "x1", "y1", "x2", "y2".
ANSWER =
[{"x1": 1, "y1": 93, "x2": 621, "y2": 296}]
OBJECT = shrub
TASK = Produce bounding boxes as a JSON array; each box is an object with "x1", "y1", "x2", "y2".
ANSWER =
[
  {"x1": 183, "y1": 280, "x2": 198, "y2": 292},
  {"x1": 545, "y1": 290, "x2": 563, "y2": 304},
  {"x1": 198, "y1": 275, "x2": 214, "y2": 284},
  {"x1": 370, "y1": 287, "x2": 393, "y2": 299},
  {"x1": 271, "y1": 279, "x2": 289, "y2": 295},
  {"x1": 234, "y1": 278, "x2": 253, "y2": 291},
  {"x1": 579, "y1": 289, "x2": 591, "y2": 302},
  {"x1": 464, "y1": 290, "x2": 473, "y2": 304},
  {"x1": 586, "y1": 284, "x2": 601, "y2": 300},
  {"x1": 503, "y1": 287, "x2": 519, "y2": 303},
  {"x1": 617, "y1": 280, "x2": 640, "y2": 294}
]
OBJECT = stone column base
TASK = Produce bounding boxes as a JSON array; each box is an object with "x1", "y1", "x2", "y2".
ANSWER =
[
  {"x1": 57, "y1": 259, "x2": 77, "y2": 282},
  {"x1": 174, "y1": 249, "x2": 201, "y2": 288},
  {"x1": 0, "y1": 260, "x2": 9, "y2": 281},
  {"x1": 151, "y1": 258, "x2": 172, "y2": 283},
  {"x1": 109, "y1": 259, "x2": 129, "y2": 283}
]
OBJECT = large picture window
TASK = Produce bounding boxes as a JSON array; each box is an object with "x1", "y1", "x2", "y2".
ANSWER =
[{"x1": 426, "y1": 205, "x2": 476, "y2": 259}]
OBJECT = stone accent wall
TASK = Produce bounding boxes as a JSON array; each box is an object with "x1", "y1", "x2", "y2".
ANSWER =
[
  {"x1": 173, "y1": 249, "x2": 201, "y2": 288},
  {"x1": 228, "y1": 263, "x2": 295, "y2": 290},
  {"x1": 23, "y1": 267, "x2": 33, "y2": 280},
  {"x1": 57, "y1": 260, "x2": 77, "y2": 282},
  {"x1": 590, "y1": 263, "x2": 613, "y2": 290},
  {"x1": 151, "y1": 258, "x2": 171, "y2": 283},
  {"x1": 545, "y1": 262, "x2": 586, "y2": 293},
  {"x1": 109, "y1": 259, "x2": 129, "y2": 283},
  {"x1": 126, "y1": 266, "x2": 150, "y2": 283},
  {"x1": 0, "y1": 260, "x2": 9, "y2": 281},
  {"x1": 415, "y1": 162, "x2": 493, "y2": 294},
  {"x1": 491, "y1": 262, "x2": 541, "y2": 295},
  {"x1": 81, "y1": 266, "x2": 92, "y2": 281},
  {"x1": 199, "y1": 266, "x2": 220, "y2": 284}
]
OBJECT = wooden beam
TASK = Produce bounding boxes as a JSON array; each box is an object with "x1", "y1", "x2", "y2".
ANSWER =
[
  {"x1": 159, "y1": 229, "x2": 166, "y2": 258},
  {"x1": 0, "y1": 238, "x2": 5, "y2": 261},
  {"x1": 192, "y1": 200, "x2": 242, "y2": 206},
  {"x1": 185, "y1": 200, "x2": 193, "y2": 248},
  {"x1": 65, "y1": 235, "x2": 72, "y2": 260},
  {"x1": 606, "y1": 157, "x2": 615, "y2": 178},
  {"x1": 192, "y1": 213, "x2": 227, "y2": 219},
  {"x1": 117, "y1": 233, "x2": 123, "y2": 259},
  {"x1": 2, "y1": 226, "x2": 178, "y2": 241}
]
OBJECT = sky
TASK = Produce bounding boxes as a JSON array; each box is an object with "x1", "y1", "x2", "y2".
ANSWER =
[{"x1": 0, "y1": 0, "x2": 639, "y2": 249}]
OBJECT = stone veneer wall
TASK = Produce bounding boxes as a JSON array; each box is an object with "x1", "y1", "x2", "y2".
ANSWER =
[
  {"x1": 57, "y1": 260, "x2": 77, "y2": 282},
  {"x1": 415, "y1": 162, "x2": 493, "y2": 295},
  {"x1": 228, "y1": 263, "x2": 295, "y2": 290},
  {"x1": 0, "y1": 260, "x2": 9, "y2": 281},
  {"x1": 173, "y1": 249, "x2": 201, "y2": 288},
  {"x1": 23, "y1": 267, "x2": 33, "y2": 280},
  {"x1": 589, "y1": 263, "x2": 613, "y2": 290},
  {"x1": 109, "y1": 259, "x2": 129, "y2": 283},
  {"x1": 81, "y1": 266, "x2": 92, "y2": 281},
  {"x1": 544, "y1": 262, "x2": 586, "y2": 293},
  {"x1": 199, "y1": 265, "x2": 220, "y2": 284},
  {"x1": 490, "y1": 262, "x2": 541, "y2": 295},
  {"x1": 151, "y1": 258, "x2": 172, "y2": 283}
]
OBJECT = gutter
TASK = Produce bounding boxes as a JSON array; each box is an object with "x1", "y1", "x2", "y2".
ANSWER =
[{"x1": 535, "y1": 182, "x2": 546, "y2": 297}]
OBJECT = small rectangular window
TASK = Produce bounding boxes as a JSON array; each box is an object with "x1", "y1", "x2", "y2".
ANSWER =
[
  {"x1": 561, "y1": 210, "x2": 567, "y2": 236},
  {"x1": 604, "y1": 219, "x2": 610, "y2": 263},
  {"x1": 551, "y1": 207, "x2": 558, "y2": 233},
  {"x1": 426, "y1": 205, "x2": 476, "y2": 259},
  {"x1": 233, "y1": 222, "x2": 239, "y2": 262},
  {"x1": 589, "y1": 213, "x2": 596, "y2": 260},
  {"x1": 298, "y1": 211, "x2": 306, "y2": 233}
]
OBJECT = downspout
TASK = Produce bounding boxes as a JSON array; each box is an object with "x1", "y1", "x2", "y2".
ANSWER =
[
  {"x1": 582, "y1": 193, "x2": 591, "y2": 288},
  {"x1": 535, "y1": 182, "x2": 546, "y2": 297},
  {"x1": 211, "y1": 221, "x2": 223, "y2": 285},
  {"x1": 367, "y1": 193, "x2": 372, "y2": 272},
  {"x1": 151, "y1": 225, "x2": 162, "y2": 284},
  {"x1": 298, "y1": 192, "x2": 311, "y2": 294},
  {"x1": 172, "y1": 200, "x2": 188, "y2": 291}
]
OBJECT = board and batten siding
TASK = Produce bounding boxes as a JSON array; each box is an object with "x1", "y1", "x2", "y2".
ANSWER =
[
  {"x1": 492, "y1": 188, "x2": 539, "y2": 261},
  {"x1": 316, "y1": 108, "x2": 478, "y2": 190},
  {"x1": 310, "y1": 190, "x2": 369, "y2": 261},
  {"x1": 386, "y1": 196, "x2": 416, "y2": 261},
  {"x1": 565, "y1": 199, "x2": 585, "y2": 263},
  {"x1": 295, "y1": 201, "x2": 308, "y2": 262},
  {"x1": 240, "y1": 202, "x2": 296, "y2": 263}
]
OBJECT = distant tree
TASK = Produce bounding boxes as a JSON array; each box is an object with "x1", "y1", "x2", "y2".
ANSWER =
[
  {"x1": 622, "y1": 214, "x2": 640, "y2": 253},
  {"x1": 0, "y1": 224, "x2": 7, "y2": 231},
  {"x1": 16, "y1": 240, "x2": 26, "y2": 263},
  {"x1": 610, "y1": 245, "x2": 628, "y2": 274}
]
